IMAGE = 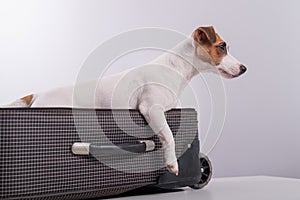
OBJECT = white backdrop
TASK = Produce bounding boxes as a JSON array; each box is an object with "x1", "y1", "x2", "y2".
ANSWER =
[{"x1": 0, "y1": 0, "x2": 299, "y2": 178}]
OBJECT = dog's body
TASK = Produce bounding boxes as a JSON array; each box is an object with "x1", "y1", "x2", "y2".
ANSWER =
[{"x1": 3, "y1": 26, "x2": 246, "y2": 175}]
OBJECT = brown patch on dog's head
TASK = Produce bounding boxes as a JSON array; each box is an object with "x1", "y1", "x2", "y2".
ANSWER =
[
  {"x1": 21, "y1": 94, "x2": 34, "y2": 106},
  {"x1": 192, "y1": 26, "x2": 228, "y2": 65}
]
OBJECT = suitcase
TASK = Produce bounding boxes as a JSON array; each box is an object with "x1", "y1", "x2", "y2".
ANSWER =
[{"x1": 0, "y1": 108, "x2": 212, "y2": 200}]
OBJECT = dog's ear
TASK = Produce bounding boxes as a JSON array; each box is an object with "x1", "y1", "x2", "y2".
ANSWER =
[{"x1": 193, "y1": 26, "x2": 217, "y2": 45}]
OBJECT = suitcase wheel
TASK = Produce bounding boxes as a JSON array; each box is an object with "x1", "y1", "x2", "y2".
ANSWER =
[{"x1": 189, "y1": 153, "x2": 212, "y2": 189}]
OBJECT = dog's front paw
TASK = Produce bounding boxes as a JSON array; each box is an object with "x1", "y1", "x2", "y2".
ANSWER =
[
  {"x1": 167, "y1": 161, "x2": 179, "y2": 176},
  {"x1": 164, "y1": 142, "x2": 179, "y2": 175}
]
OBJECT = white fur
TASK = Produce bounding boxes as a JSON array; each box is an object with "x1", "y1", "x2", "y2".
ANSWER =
[
  {"x1": 1, "y1": 99, "x2": 28, "y2": 107},
  {"x1": 5, "y1": 36, "x2": 243, "y2": 175},
  {"x1": 218, "y1": 53, "x2": 241, "y2": 76}
]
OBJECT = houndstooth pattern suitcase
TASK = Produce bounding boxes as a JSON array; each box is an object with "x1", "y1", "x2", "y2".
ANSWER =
[{"x1": 0, "y1": 108, "x2": 211, "y2": 200}]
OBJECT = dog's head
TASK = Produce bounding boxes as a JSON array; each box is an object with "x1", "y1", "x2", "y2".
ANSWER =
[{"x1": 192, "y1": 26, "x2": 247, "y2": 79}]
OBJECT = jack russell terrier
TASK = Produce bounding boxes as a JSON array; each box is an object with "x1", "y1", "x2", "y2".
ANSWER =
[{"x1": 4, "y1": 26, "x2": 247, "y2": 175}]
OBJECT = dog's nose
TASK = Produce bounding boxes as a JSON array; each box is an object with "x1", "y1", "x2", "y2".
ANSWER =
[{"x1": 239, "y1": 64, "x2": 247, "y2": 75}]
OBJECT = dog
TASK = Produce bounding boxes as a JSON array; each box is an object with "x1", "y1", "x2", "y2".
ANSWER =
[{"x1": 3, "y1": 26, "x2": 246, "y2": 175}]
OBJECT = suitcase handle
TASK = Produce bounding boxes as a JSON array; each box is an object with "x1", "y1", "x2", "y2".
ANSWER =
[{"x1": 72, "y1": 140, "x2": 155, "y2": 156}]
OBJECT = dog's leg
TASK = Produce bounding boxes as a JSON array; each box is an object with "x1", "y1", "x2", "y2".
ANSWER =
[{"x1": 139, "y1": 103, "x2": 178, "y2": 175}]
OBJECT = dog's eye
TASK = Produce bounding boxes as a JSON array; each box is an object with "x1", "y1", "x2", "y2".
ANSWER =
[{"x1": 218, "y1": 43, "x2": 226, "y2": 51}]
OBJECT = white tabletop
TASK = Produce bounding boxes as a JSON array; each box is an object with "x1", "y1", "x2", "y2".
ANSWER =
[{"x1": 109, "y1": 176, "x2": 300, "y2": 200}]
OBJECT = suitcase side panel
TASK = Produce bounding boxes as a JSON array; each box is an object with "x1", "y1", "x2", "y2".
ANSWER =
[{"x1": 0, "y1": 108, "x2": 199, "y2": 199}]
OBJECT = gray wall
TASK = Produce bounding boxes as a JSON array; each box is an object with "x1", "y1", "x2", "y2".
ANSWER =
[{"x1": 0, "y1": 0, "x2": 299, "y2": 178}]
